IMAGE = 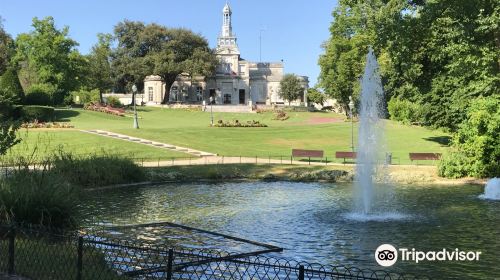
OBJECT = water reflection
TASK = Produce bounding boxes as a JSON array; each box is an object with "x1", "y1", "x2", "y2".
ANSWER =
[{"x1": 81, "y1": 182, "x2": 500, "y2": 279}]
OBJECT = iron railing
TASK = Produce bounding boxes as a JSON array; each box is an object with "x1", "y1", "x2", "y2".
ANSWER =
[{"x1": 0, "y1": 223, "x2": 428, "y2": 280}]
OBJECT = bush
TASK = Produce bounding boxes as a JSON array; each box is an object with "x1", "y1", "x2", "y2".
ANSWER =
[
  {"x1": 0, "y1": 169, "x2": 80, "y2": 227},
  {"x1": 21, "y1": 105, "x2": 55, "y2": 122},
  {"x1": 106, "y1": 96, "x2": 122, "y2": 107},
  {"x1": 438, "y1": 96, "x2": 499, "y2": 178},
  {"x1": 70, "y1": 88, "x2": 100, "y2": 105},
  {"x1": 273, "y1": 110, "x2": 289, "y2": 121},
  {"x1": 50, "y1": 152, "x2": 145, "y2": 187},
  {"x1": 388, "y1": 98, "x2": 422, "y2": 125},
  {"x1": 0, "y1": 67, "x2": 24, "y2": 103},
  {"x1": 25, "y1": 84, "x2": 55, "y2": 105}
]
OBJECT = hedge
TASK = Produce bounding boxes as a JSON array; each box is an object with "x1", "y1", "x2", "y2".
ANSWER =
[{"x1": 21, "y1": 105, "x2": 55, "y2": 122}]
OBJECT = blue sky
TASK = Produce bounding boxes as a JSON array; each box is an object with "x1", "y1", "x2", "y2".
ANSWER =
[{"x1": 0, "y1": 0, "x2": 337, "y2": 86}]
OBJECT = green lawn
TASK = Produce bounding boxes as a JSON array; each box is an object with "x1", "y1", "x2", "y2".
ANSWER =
[
  {"x1": 4, "y1": 107, "x2": 451, "y2": 164},
  {"x1": 4, "y1": 129, "x2": 192, "y2": 162}
]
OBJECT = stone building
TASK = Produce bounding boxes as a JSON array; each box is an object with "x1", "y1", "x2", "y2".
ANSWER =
[{"x1": 142, "y1": 3, "x2": 309, "y2": 106}]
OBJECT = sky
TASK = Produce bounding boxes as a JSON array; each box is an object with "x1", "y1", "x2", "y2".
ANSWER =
[{"x1": 0, "y1": 0, "x2": 338, "y2": 86}]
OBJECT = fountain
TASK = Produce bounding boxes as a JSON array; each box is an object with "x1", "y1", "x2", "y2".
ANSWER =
[
  {"x1": 480, "y1": 178, "x2": 500, "y2": 200},
  {"x1": 345, "y1": 47, "x2": 409, "y2": 221},
  {"x1": 353, "y1": 47, "x2": 386, "y2": 214}
]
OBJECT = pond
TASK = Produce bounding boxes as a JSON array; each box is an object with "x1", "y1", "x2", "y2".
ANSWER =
[{"x1": 82, "y1": 181, "x2": 500, "y2": 279}]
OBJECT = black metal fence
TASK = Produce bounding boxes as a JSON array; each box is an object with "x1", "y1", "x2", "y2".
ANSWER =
[{"x1": 0, "y1": 224, "x2": 428, "y2": 280}]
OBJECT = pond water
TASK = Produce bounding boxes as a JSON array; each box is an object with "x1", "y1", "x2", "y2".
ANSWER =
[{"x1": 82, "y1": 181, "x2": 500, "y2": 279}]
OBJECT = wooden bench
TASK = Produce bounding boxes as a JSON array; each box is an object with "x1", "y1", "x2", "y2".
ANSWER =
[
  {"x1": 292, "y1": 149, "x2": 324, "y2": 165},
  {"x1": 335, "y1": 151, "x2": 357, "y2": 163},
  {"x1": 409, "y1": 153, "x2": 441, "y2": 164}
]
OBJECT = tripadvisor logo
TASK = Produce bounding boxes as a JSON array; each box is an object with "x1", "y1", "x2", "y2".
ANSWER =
[{"x1": 375, "y1": 244, "x2": 482, "y2": 267}]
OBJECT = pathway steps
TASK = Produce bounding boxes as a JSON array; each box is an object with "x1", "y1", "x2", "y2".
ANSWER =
[{"x1": 81, "y1": 130, "x2": 216, "y2": 157}]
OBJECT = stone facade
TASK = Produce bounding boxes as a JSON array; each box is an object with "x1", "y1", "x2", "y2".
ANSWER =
[{"x1": 142, "y1": 3, "x2": 309, "y2": 106}]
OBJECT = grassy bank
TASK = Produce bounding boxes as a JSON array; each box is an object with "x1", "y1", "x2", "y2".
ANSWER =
[
  {"x1": 144, "y1": 163, "x2": 485, "y2": 186},
  {"x1": 0, "y1": 153, "x2": 146, "y2": 228},
  {"x1": 147, "y1": 164, "x2": 352, "y2": 182}
]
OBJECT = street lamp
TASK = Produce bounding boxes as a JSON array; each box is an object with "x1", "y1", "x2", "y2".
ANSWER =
[
  {"x1": 210, "y1": 96, "x2": 214, "y2": 126},
  {"x1": 132, "y1": 84, "x2": 139, "y2": 129},
  {"x1": 348, "y1": 96, "x2": 355, "y2": 152}
]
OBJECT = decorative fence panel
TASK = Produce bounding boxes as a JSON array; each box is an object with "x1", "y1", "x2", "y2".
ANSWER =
[{"x1": 0, "y1": 224, "x2": 427, "y2": 280}]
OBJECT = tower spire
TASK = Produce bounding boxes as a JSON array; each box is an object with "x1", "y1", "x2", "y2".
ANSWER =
[{"x1": 217, "y1": 2, "x2": 239, "y2": 54}]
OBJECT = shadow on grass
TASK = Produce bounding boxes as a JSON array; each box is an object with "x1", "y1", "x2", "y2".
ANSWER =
[
  {"x1": 55, "y1": 109, "x2": 80, "y2": 122},
  {"x1": 423, "y1": 135, "x2": 452, "y2": 146}
]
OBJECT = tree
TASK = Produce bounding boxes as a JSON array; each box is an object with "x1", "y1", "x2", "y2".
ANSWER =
[
  {"x1": 14, "y1": 17, "x2": 85, "y2": 104},
  {"x1": 439, "y1": 96, "x2": 499, "y2": 178},
  {"x1": 0, "y1": 67, "x2": 24, "y2": 103},
  {"x1": 318, "y1": 0, "x2": 385, "y2": 113},
  {"x1": 0, "y1": 80, "x2": 20, "y2": 155},
  {"x1": 0, "y1": 19, "x2": 13, "y2": 75},
  {"x1": 111, "y1": 21, "x2": 217, "y2": 103},
  {"x1": 278, "y1": 74, "x2": 303, "y2": 105},
  {"x1": 87, "y1": 33, "x2": 113, "y2": 102},
  {"x1": 0, "y1": 17, "x2": 14, "y2": 75},
  {"x1": 307, "y1": 88, "x2": 326, "y2": 106}
]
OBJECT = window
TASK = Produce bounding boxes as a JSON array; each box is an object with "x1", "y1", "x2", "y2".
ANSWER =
[
  {"x1": 196, "y1": 86, "x2": 203, "y2": 102},
  {"x1": 148, "y1": 87, "x2": 153, "y2": 102},
  {"x1": 171, "y1": 86, "x2": 179, "y2": 101},
  {"x1": 223, "y1": 94, "x2": 231, "y2": 104}
]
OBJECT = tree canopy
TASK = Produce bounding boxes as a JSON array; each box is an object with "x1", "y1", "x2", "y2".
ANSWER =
[
  {"x1": 319, "y1": 0, "x2": 499, "y2": 131},
  {"x1": 111, "y1": 21, "x2": 217, "y2": 102},
  {"x1": 279, "y1": 74, "x2": 303, "y2": 105},
  {"x1": 14, "y1": 17, "x2": 87, "y2": 104}
]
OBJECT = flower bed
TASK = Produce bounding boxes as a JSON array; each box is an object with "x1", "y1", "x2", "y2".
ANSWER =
[
  {"x1": 213, "y1": 120, "x2": 267, "y2": 127},
  {"x1": 21, "y1": 120, "x2": 74, "y2": 129},
  {"x1": 84, "y1": 102, "x2": 126, "y2": 117}
]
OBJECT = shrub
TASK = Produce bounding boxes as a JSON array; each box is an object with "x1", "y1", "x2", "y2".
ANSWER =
[
  {"x1": 0, "y1": 67, "x2": 24, "y2": 103},
  {"x1": 438, "y1": 96, "x2": 499, "y2": 178},
  {"x1": 273, "y1": 110, "x2": 289, "y2": 121},
  {"x1": 21, "y1": 105, "x2": 55, "y2": 122},
  {"x1": 70, "y1": 88, "x2": 100, "y2": 105},
  {"x1": 50, "y1": 152, "x2": 145, "y2": 187},
  {"x1": 106, "y1": 96, "x2": 122, "y2": 107},
  {"x1": 0, "y1": 168, "x2": 80, "y2": 227},
  {"x1": 25, "y1": 84, "x2": 55, "y2": 105},
  {"x1": 387, "y1": 97, "x2": 422, "y2": 125}
]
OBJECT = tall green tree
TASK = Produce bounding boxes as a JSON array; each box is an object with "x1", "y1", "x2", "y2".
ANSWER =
[
  {"x1": 0, "y1": 17, "x2": 14, "y2": 75},
  {"x1": 88, "y1": 33, "x2": 113, "y2": 102},
  {"x1": 0, "y1": 67, "x2": 24, "y2": 103},
  {"x1": 0, "y1": 18, "x2": 19, "y2": 155},
  {"x1": 111, "y1": 21, "x2": 217, "y2": 103},
  {"x1": 14, "y1": 17, "x2": 85, "y2": 104},
  {"x1": 318, "y1": 0, "x2": 389, "y2": 114},
  {"x1": 278, "y1": 74, "x2": 303, "y2": 105}
]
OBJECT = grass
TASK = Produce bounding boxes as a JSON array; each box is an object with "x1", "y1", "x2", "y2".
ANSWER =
[
  {"x1": 3, "y1": 129, "x2": 191, "y2": 162},
  {"x1": 0, "y1": 153, "x2": 145, "y2": 227},
  {"x1": 5, "y1": 107, "x2": 451, "y2": 164},
  {"x1": 0, "y1": 237, "x2": 126, "y2": 280}
]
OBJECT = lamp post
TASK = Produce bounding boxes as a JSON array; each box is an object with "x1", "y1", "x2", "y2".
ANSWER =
[
  {"x1": 348, "y1": 96, "x2": 355, "y2": 152},
  {"x1": 132, "y1": 84, "x2": 139, "y2": 129},
  {"x1": 210, "y1": 96, "x2": 214, "y2": 126}
]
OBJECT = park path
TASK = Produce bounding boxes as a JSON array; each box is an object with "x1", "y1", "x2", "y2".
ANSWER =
[{"x1": 80, "y1": 129, "x2": 216, "y2": 157}]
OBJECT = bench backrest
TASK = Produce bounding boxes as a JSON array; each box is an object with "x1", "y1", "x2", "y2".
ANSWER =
[
  {"x1": 409, "y1": 153, "x2": 441, "y2": 160},
  {"x1": 292, "y1": 149, "x2": 324, "y2": 158},
  {"x1": 335, "y1": 151, "x2": 357, "y2": 158}
]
